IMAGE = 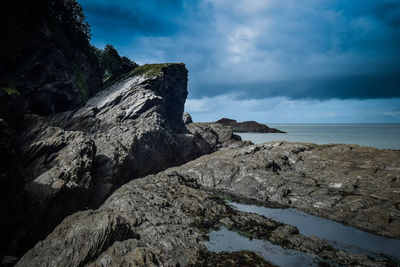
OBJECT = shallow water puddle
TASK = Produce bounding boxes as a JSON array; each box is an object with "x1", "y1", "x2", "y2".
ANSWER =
[
  {"x1": 229, "y1": 201, "x2": 400, "y2": 261},
  {"x1": 204, "y1": 227, "x2": 324, "y2": 266}
]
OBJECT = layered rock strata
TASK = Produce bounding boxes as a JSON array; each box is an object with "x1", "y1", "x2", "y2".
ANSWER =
[
  {"x1": 17, "y1": 170, "x2": 387, "y2": 266},
  {"x1": 1, "y1": 63, "x2": 233, "y2": 258},
  {"x1": 176, "y1": 142, "x2": 400, "y2": 239},
  {"x1": 186, "y1": 122, "x2": 252, "y2": 151}
]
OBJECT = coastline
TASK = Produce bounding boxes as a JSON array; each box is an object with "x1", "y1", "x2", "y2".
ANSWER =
[{"x1": 236, "y1": 123, "x2": 400, "y2": 150}]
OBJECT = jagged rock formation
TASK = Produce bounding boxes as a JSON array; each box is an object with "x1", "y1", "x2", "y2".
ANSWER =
[
  {"x1": 0, "y1": 63, "x2": 228, "y2": 259},
  {"x1": 182, "y1": 112, "x2": 193, "y2": 124},
  {"x1": 2, "y1": 2, "x2": 399, "y2": 265},
  {"x1": 186, "y1": 122, "x2": 252, "y2": 151},
  {"x1": 217, "y1": 118, "x2": 285, "y2": 133},
  {"x1": 17, "y1": 162, "x2": 389, "y2": 266},
  {"x1": 5, "y1": 65, "x2": 399, "y2": 265},
  {"x1": 176, "y1": 142, "x2": 400, "y2": 239}
]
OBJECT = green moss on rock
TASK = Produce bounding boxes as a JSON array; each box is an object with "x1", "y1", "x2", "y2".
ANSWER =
[
  {"x1": 1, "y1": 83, "x2": 20, "y2": 96},
  {"x1": 130, "y1": 63, "x2": 172, "y2": 78}
]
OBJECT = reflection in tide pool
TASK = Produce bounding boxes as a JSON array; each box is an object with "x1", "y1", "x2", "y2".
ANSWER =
[
  {"x1": 204, "y1": 227, "x2": 323, "y2": 267},
  {"x1": 229, "y1": 202, "x2": 400, "y2": 261}
]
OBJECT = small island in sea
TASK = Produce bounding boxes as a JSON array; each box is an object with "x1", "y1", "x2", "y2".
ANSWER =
[
  {"x1": 1, "y1": 0, "x2": 399, "y2": 266},
  {"x1": 216, "y1": 118, "x2": 286, "y2": 133}
]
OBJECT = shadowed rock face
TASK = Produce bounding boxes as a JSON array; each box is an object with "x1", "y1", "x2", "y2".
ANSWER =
[
  {"x1": 0, "y1": 0, "x2": 103, "y2": 117},
  {"x1": 0, "y1": 120, "x2": 26, "y2": 256},
  {"x1": 182, "y1": 112, "x2": 193, "y2": 124},
  {"x1": 0, "y1": 63, "x2": 222, "y2": 258},
  {"x1": 217, "y1": 118, "x2": 285, "y2": 133},
  {"x1": 17, "y1": 165, "x2": 388, "y2": 266},
  {"x1": 186, "y1": 122, "x2": 252, "y2": 151},
  {"x1": 0, "y1": 0, "x2": 103, "y2": 118}
]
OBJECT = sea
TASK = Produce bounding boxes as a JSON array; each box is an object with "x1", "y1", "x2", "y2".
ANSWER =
[{"x1": 236, "y1": 124, "x2": 400, "y2": 150}]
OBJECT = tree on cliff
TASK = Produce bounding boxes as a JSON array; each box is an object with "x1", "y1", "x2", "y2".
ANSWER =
[{"x1": 96, "y1": 44, "x2": 138, "y2": 82}]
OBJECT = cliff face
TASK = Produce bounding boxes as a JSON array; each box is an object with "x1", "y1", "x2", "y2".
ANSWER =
[
  {"x1": 0, "y1": 0, "x2": 103, "y2": 117},
  {"x1": 0, "y1": 63, "x2": 220, "y2": 258},
  {"x1": 0, "y1": 1, "x2": 238, "y2": 258}
]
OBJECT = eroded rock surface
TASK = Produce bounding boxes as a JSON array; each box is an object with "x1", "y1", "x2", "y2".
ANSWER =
[
  {"x1": 182, "y1": 112, "x2": 193, "y2": 124},
  {"x1": 17, "y1": 171, "x2": 385, "y2": 266},
  {"x1": 50, "y1": 63, "x2": 196, "y2": 198},
  {"x1": 176, "y1": 142, "x2": 400, "y2": 239},
  {"x1": 186, "y1": 122, "x2": 252, "y2": 151},
  {"x1": 1, "y1": 63, "x2": 222, "y2": 258}
]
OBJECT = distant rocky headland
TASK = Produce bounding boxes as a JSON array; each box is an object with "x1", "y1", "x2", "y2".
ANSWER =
[
  {"x1": 1, "y1": 1, "x2": 399, "y2": 266},
  {"x1": 216, "y1": 118, "x2": 286, "y2": 133}
]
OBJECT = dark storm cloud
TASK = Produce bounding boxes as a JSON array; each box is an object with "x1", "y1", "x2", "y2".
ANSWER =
[
  {"x1": 192, "y1": 71, "x2": 400, "y2": 100},
  {"x1": 83, "y1": 5, "x2": 176, "y2": 35},
  {"x1": 79, "y1": 0, "x2": 400, "y2": 100},
  {"x1": 79, "y1": 0, "x2": 186, "y2": 41}
]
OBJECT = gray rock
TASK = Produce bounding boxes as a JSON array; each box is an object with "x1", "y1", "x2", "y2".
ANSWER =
[
  {"x1": 17, "y1": 169, "x2": 388, "y2": 266},
  {"x1": 49, "y1": 63, "x2": 202, "y2": 201},
  {"x1": 182, "y1": 112, "x2": 193, "y2": 124},
  {"x1": 176, "y1": 142, "x2": 400, "y2": 238},
  {"x1": 5, "y1": 114, "x2": 97, "y2": 255},
  {"x1": 17, "y1": 171, "x2": 384, "y2": 266},
  {"x1": 186, "y1": 122, "x2": 252, "y2": 151},
  {"x1": 1, "y1": 63, "x2": 214, "y2": 258}
]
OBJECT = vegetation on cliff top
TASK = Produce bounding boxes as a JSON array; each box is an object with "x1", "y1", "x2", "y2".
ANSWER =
[
  {"x1": 94, "y1": 44, "x2": 138, "y2": 84},
  {"x1": 130, "y1": 63, "x2": 173, "y2": 78},
  {"x1": 0, "y1": 0, "x2": 139, "y2": 116},
  {"x1": 1, "y1": 86, "x2": 20, "y2": 96}
]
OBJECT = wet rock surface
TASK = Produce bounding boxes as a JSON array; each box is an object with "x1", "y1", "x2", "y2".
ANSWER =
[
  {"x1": 176, "y1": 142, "x2": 400, "y2": 239},
  {"x1": 216, "y1": 118, "x2": 285, "y2": 133},
  {"x1": 17, "y1": 171, "x2": 387, "y2": 266}
]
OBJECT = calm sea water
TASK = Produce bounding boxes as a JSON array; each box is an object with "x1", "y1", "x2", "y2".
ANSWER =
[{"x1": 237, "y1": 124, "x2": 400, "y2": 150}]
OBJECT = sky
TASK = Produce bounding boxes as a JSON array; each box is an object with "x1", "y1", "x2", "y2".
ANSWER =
[{"x1": 78, "y1": 0, "x2": 400, "y2": 123}]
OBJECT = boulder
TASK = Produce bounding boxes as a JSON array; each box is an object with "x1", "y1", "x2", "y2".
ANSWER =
[
  {"x1": 186, "y1": 122, "x2": 252, "y2": 151},
  {"x1": 182, "y1": 112, "x2": 193, "y2": 124}
]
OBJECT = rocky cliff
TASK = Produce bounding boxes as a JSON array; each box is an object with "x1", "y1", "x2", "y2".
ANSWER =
[
  {"x1": 186, "y1": 122, "x2": 252, "y2": 151},
  {"x1": 0, "y1": 63, "x2": 231, "y2": 259},
  {"x1": 2, "y1": 1, "x2": 399, "y2": 265}
]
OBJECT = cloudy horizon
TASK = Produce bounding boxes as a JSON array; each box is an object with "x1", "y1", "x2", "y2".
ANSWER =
[{"x1": 78, "y1": 0, "x2": 400, "y2": 123}]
